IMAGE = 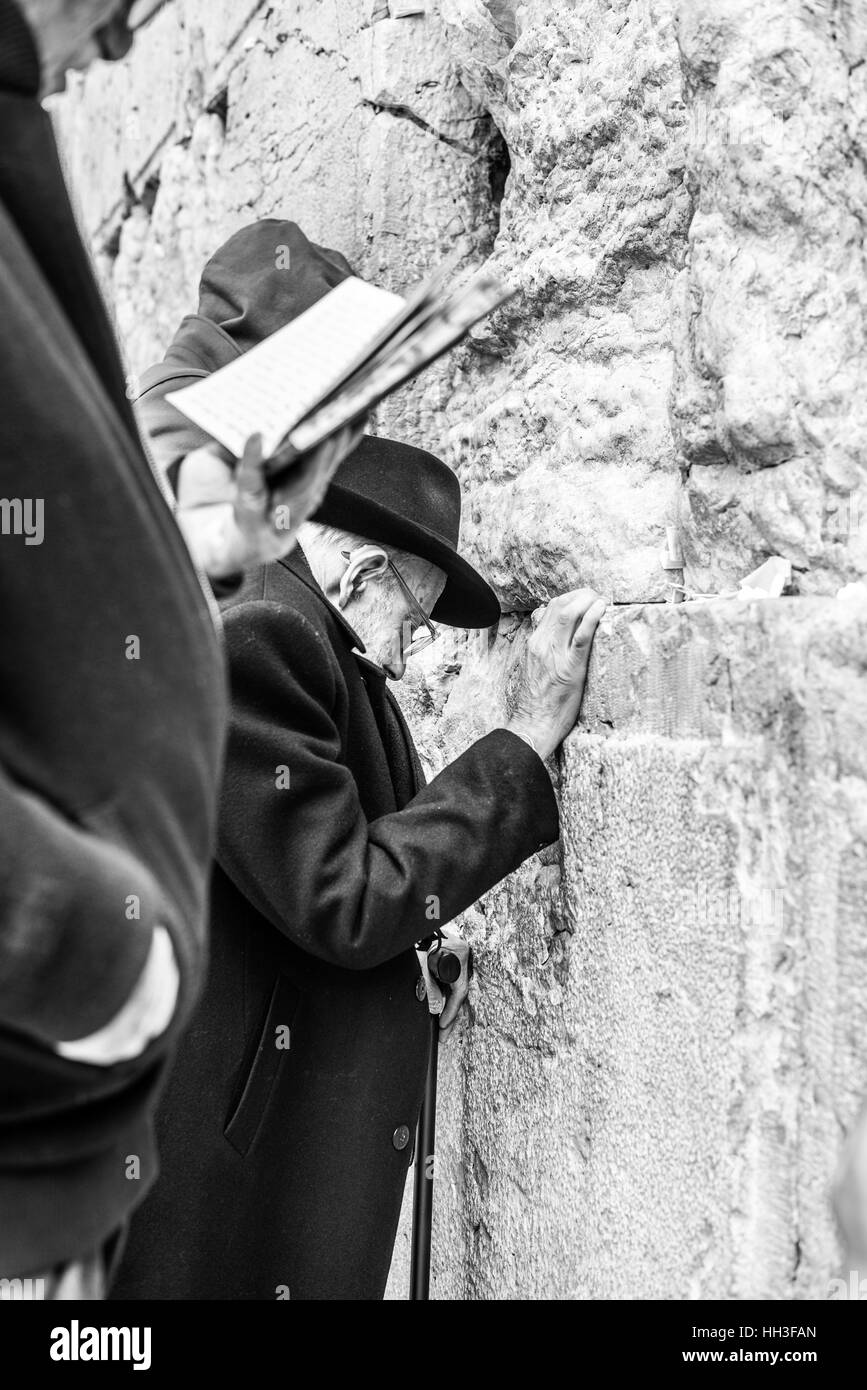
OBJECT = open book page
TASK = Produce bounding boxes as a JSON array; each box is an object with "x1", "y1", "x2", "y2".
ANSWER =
[
  {"x1": 287, "y1": 270, "x2": 514, "y2": 453},
  {"x1": 166, "y1": 276, "x2": 406, "y2": 457},
  {"x1": 308, "y1": 251, "x2": 463, "y2": 406},
  {"x1": 289, "y1": 282, "x2": 450, "y2": 428}
]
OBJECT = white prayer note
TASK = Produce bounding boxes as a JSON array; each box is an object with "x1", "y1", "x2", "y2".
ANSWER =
[{"x1": 166, "y1": 277, "x2": 406, "y2": 458}]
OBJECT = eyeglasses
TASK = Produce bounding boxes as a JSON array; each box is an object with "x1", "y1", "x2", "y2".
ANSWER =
[{"x1": 341, "y1": 550, "x2": 439, "y2": 658}]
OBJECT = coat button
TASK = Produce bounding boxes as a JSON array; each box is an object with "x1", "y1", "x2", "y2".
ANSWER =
[
  {"x1": 393, "y1": 1124, "x2": 411, "y2": 1151},
  {"x1": 415, "y1": 976, "x2": 427, "y2": 1002}
]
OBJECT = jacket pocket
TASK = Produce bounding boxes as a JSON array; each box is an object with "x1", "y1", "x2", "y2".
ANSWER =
[{"x1": 224, "y1": 974, "x2": 300, "y2": 1157}]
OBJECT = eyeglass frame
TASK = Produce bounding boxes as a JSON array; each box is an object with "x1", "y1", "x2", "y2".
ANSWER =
[{"x1": 340, "y1": 549, "x2": 439, "y2": 658}]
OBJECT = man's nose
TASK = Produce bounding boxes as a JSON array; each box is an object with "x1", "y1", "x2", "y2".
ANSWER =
[
  {"x1": 384, "y1": 625, "x2": 408, "y2": 681},
  {"x1": 385, "y1": 649, "x2": 407, "y2": 681}
]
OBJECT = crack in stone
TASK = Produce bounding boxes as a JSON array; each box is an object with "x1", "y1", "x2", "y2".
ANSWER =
[
  {"x1": 259, "y1": 19, "x2": 368, "y2": 65},
  {"x1": 361, "y1": 97, "x2": 478, "y2": 156},
  {"x1": 93, "y1": 122, "x2": 177, "y2": 247}
]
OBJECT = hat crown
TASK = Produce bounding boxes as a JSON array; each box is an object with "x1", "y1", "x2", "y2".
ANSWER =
[{"x1": 322, "y1": 437, "x2": 461, "y2": 552}]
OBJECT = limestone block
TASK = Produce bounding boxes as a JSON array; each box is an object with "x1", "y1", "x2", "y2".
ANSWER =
[
  {"x1": 437, "y1": 0, "x2": 691, "y2": 604},
  {"x1": 52, "y1": 2, "x2": 373, "y2": 239},
  {"x1": 51, "y1": 0, "x2": 257, "y2": 236},
  {"x1": 672, "y1": 0, "x2": 867, "y2": 595},
  {"x1": 112, "y1": 113, "x2": 238, "y2": 375},
  {"x1": 50, "y1": 0, "x2": 185, "y2": 238},
  {"x1": 349, "y1": 13, "x2": 486, "y2": 144},
  {"x1": 54, "y1": 1, "x2": 494, "y2": 400},
  {"x1": 395, "y1": 596, "x2": 867, "y2": 1299}
]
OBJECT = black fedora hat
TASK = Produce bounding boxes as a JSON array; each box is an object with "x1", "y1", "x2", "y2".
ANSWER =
[{"x1": 313, "y1": 436, "x2": 500, "y2": 629}]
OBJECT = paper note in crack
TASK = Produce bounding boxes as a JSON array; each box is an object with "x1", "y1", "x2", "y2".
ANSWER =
[{"x1": 166, "y1": 276, "x2": 406, "y2": 458}]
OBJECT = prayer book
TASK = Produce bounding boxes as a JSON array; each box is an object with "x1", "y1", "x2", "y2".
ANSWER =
[{"x1": 166, "y1": 258, "x2": 513, "y2": 481}]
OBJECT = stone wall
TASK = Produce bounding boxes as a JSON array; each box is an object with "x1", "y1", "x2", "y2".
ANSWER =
[{"x1": 52, "y1": 0, "x2": 867, "y2": 1298}]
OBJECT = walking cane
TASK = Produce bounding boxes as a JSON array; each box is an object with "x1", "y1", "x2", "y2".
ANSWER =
[{"x1": 410, "y1": 942, "x2": 467, "y2": 1301}]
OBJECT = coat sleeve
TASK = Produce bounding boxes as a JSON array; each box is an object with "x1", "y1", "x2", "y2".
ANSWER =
[
  {"x1": 134, "y1": 366, "x2": 214, "y2": 487},
  {"x1": 0, "y1": 762, "x2": 166, "y2": 1049},
  {"x1": 135, "y1": 367, "x2": 244, "y2": 596},
  {"x1": 216, "y1": 601, "x2": 560, "y2": 970}
]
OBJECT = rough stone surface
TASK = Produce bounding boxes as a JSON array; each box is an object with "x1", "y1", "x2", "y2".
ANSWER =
[
  {"x1": 388, "y1": 593, "x2": 867, "y2": 1298},
  {"x1": 50, "y1": 0, "x2": 867, "y2": 1300},
  {"x1": 52, "y1": 0, "x2": 499, "y2": 407},
  {"x1": 438, "y1": 0, "x2": 690, "y2": 608},
  {"x1": 672, "y1": 0, "x2": 867, "y2": 597}
]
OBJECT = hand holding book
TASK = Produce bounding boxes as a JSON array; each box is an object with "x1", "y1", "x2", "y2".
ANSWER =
[
  {"x1": 174, "y1": 422, "x2": 366, "y2": 581},
  {"x1": 167, "y1": 261, "x2": 514, "y2": 485}
]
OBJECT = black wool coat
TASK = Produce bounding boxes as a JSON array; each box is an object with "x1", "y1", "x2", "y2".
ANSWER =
[
  {"x1": 0, "y1": 0, "x2": 226, "y2": 1278},
  {"x1": 114, "y1": 552, "x2": 559, "y2": 1300}
]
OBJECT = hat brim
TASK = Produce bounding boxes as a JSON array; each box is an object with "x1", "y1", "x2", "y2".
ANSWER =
[{"x1": 315, "y1": 484, "x2": 501, "y2": 629}]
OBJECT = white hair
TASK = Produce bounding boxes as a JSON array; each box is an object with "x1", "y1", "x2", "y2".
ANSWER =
[
  {"x1": 297, "y1": 521, "x2": 372, "y2": 556},
  {"x1": 297, "y1": 521, "x2": 385, "y2": 600},
  {"x1": 298, "y1": 521, "x2": 421, "y2": 573},
  {"x1": 298, "y1": 522, "x2": 440, "y2": 614}
]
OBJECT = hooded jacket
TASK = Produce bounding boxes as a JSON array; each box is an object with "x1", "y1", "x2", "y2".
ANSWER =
[
  {"x1": 135, "y1": 218, "x2": 355, "y2": 482},
  {"x1": 0, "y1": 0, "x2": 226, "y2": 1276}
]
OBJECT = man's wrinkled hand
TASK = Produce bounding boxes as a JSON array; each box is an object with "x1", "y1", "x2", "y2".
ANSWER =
[
  {"x1": 506, "y1": 588, "x2": 606, "y2": 761},
  {"x1": 175, "y1": 422, "x2": 365, "y2": 580}
]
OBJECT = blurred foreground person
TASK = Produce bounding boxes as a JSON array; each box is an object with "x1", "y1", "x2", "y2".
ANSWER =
[
  {"x1": 113, "y1": 223, "x2": 605, "y2": 1300},
  {"x1": 0, "y1": 0, "x2": 358, "y2": 1298}
]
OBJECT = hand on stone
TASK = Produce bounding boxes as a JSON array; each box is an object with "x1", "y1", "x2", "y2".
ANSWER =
[
  {"x1": 175, "y1": 423, "x2": 365, "y2": 580},
  {"x1": 506, "y1": 588, "x2": 606, "y2": 761}
]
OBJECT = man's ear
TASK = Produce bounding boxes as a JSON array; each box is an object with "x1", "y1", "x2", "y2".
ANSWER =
[{"x1": 337, "y1": 545, "x2": 388, "y2": 610}]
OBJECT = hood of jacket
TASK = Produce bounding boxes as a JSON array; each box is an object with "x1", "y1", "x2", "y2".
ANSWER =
[{"x1": 156, "y1": 218, "x2": 355, "y2": 382}]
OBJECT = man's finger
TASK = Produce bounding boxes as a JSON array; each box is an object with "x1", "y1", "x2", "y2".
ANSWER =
[
  {"x1": 570, "y1": 595, "x2": 607, "y2": 646},
  {"x1": 549, "y1": 586, "x2": 599, "y2": 631},
  {"x1": 235, "y1": 433, "x2": 269, "y2": 516},
  {"x1": 440, "y1": 981, "x2": 468, "y2": 1041},
  {"x1": 439, "y1": 988, "x2": 461, "y2": 1033},
  {"x1": 417, "y1": 950, "x2": 445, "y2": 1017}
]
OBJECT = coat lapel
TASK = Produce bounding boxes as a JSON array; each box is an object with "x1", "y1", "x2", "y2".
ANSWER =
[
  {"x1": 277, "y1": 548, "x2": 367, "y2": 653},
  {"x1": 384, "y1": 688, "x2": 425, "y2": 795},
  {"x1": 350, "y1": 658, "x2": 420, "y2": 806},
  {"x1": 259, "y1": 549, "x2": 422, "y2": 804}
]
